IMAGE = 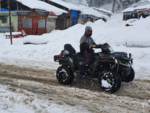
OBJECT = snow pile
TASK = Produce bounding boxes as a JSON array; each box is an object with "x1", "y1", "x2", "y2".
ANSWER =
[
  {"x1": 21, "y1": 14, "x2": 150, "y2": 47},
  {"x1": 91, "y1": 14, "x2": 150, "y2": 47},
  {"x1": 121, "y1": 16, "x2": 150, "y2": 47}
]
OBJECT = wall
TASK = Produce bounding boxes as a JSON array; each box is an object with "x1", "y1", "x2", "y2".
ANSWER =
[
  {"x1": 46, "y1": 17, "x2": 56, "y2": 33},
  {"x1": 0, "y1": 13, "x2": 18, "y2": 32}
]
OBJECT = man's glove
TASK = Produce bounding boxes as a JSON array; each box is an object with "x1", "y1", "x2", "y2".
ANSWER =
[
  {"x1": 102, "y1": 43, "x2": 108, "y2": 47},
  {"x1": 89, "y1": 45, "x2": 96, "y2": 49}
]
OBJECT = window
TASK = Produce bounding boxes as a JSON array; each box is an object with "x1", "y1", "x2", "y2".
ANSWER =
[
  {"x1": 22, "y1": 18, "x2": 32, "y2": 28},
  {"x1": 0, "y1": 16, "x2": 8, "y2": 23},
  {"x1": 38, "y1": 19, "x2": 45, "y2": 28}
]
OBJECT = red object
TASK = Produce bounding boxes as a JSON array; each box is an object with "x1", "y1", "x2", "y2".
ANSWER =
[
  {"x1": 49, "y1": 12, "x2": 55, "y2": 16},
  {"x1": 58, "y1": 56, "x2": 62, "y2": 60},
  {"x1": 5, "y1": 32, "x2": 22, "y2": 39},
  {"x1": 101, "y1": 57, "x2": 110, "y2": 59},
  {"x1": 33, "y1": 18, "x2": 38, "y2": 34},
  {"x1": 21, "y1": 30, "x2": 27, "y2": 37},
  {"x1": 5, "y1": 30, "x2": 27, "y2": 39}
]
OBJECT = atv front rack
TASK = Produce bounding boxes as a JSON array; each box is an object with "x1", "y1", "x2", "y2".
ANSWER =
[{"x1": 117, "y1": 53, "x2": 133, "y2": 71}]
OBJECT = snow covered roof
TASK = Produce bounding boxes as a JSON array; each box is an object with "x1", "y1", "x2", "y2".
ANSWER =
[
  {"x1": 122, "y1": 1, "x2": 150, "y2": 12},
  {"x1": 16, "y1": 0, "x2": 67, "y2": 15},
  {"x1": 47, "y1": 1, "x2": 107, "y2": 18},
  {"x1": 49, "y1": 0, "x2": 82, "y2": 11},
  {"x1": 93, "y1": 7, "x2": 113, "y2": 15},
  {"x1": 79, "y1": 5, "x2": 109, "y2": 19},
  {"x1": 80, "y1": 7, "x2": 102, "y2": 17}
]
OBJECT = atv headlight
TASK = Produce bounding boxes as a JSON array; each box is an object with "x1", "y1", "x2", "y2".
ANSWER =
[{"x1": 115, "y1": 59, "x2": 118, "y2": 63}]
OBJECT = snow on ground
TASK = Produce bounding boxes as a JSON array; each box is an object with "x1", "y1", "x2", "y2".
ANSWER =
[
  {"x1": 0, "y1": 14, "x2": 150, "y2": 79},
  {"x1": 0, "y1": 85, "x2": 89, "y2": 113}
]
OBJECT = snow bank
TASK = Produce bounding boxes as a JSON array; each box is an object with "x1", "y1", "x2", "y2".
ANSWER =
[{"x1": 17, "y1": 14, "x2": 150, "y2": 47}]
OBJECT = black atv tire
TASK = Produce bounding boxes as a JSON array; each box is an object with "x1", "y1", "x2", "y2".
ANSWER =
[
  {"x1": 98, "y1": 71, "x2": 121, "y2": 93},
  {"x1": 123, "y1": 67, "x2": 135, "y2": 82},
  {"x1": 56, "y1": 66, "x2": 74, "y2": 85}
]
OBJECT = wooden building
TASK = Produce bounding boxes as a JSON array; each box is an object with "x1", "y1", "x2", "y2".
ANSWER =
[
  {"x1": 17, "y1": 9, "x2": 47, "y2": 35},
  {"x1": 0, "y1": 0, "x2": 66, "y2": 34},
  {"x1": 16, "y1": 1, "x2": 61, "y2": 35}
]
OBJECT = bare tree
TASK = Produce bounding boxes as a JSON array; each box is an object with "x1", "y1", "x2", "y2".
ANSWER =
[{"x1": 112, "y1": 0, "x2": 116, "y2": 13}]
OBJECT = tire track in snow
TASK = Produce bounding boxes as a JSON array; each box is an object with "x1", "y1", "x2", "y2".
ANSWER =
[
  {"x1": 0, "y1": 77, "x2": 149, "y2": 113},
  {"x1": 0, "y1": 64, "x2": 150, "y2": 100}
]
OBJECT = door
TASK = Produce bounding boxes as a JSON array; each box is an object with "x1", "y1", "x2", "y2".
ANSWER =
[
  {"x1": 37, "y1": 19, "x2": 46, "y2": 34},
  {"x1": 33, "y1": 18, "x2": 38, "y2": 34},
  {"x1": 56, "y1": 18, "x2": 65, "y2": 30}
]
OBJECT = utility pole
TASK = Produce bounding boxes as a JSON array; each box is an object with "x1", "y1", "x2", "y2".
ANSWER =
[
  {"x1": 8, "y1": 0, "x2": 13, "y2": 45},
  {"x1": 112, "y1": 0, "x2": 116, "y2": 13}
]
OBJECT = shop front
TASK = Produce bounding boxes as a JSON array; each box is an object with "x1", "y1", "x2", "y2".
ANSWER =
[
  {"x1": 18, "y1": 9, "x2": 47, "y2": 35},
  {"x1": 135, "y1": 8, "x2": 150, "y2": 18}
]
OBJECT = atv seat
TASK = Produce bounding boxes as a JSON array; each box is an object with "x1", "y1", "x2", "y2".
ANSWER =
[
  {"x1": 63, "y1": 44, "x2": 86, "y2": 61},
  {"x1": 64, "y1": 44, "x2": 76, "y2": 55},
  {"x1": 71, "y1": 52, "x2": 86, "y2": 61}
]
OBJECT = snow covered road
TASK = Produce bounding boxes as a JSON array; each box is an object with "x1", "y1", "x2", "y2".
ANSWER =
[{"x1": 0, "y1": 63, "x2": 150, "y2": 113}]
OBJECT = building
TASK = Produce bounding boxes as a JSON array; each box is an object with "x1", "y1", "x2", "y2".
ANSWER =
[
  {"x1": 0, "y1": 0, "x2": 66, "y2": 34},
  {"x1": 41, "y1": 0, "x2": 109, "y2": 28},
  {"x1": 78, "y1": 6, "x2": 110, "y2": 24},
  {"x1": 0, "y1": 0, "x2": 18, "y2": 33},
  {"x1": 41, "y1": 0, "x2": 81, "y2": 30},
  {"x1": 122, "y1": 1, "x2": 150, "y2": 20}
]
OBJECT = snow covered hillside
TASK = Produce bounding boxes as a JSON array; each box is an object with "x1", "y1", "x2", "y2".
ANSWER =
[{"x1": 0, "y1": 14, "x2": 150, "y2": 79}]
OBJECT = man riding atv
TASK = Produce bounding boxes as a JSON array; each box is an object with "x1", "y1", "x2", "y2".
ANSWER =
[
  {"x1": 80, "y1": 26, "x2": 105, "y2": 75},
  {"x1": 54, "y1": 26, "x2": 134, "y2": 93}
]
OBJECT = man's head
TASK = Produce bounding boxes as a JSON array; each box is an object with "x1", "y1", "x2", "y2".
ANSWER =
[{"x1": 85, "y1": 26, "x2": 92, "y2": 37}]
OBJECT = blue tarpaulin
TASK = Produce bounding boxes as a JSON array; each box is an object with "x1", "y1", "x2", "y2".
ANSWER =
[
  {"x1": 71, "y1": 20, "x2": 77, "y2": 26},
  {"x1": 1, "y1": 8, "x2": 8, "y2": 11},
  {"x1": 67, "y1": 10, "x2": 79, "y2": 18},
  {"x1": 1, "y1": 8, "x2": 18, "y2": 11}
]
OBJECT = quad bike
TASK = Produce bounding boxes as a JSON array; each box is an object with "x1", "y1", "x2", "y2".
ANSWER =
[{"x1": 54, "y1": 44, "x2": 135, "y2": 93}]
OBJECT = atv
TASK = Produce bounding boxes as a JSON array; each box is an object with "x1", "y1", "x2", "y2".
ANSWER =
[{"x1": 54, "y1": 43, "x2": 135, "y2": 93}]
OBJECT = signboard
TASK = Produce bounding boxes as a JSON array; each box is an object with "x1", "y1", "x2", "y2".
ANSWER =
[
  {"x1": 135, "y1": 8, "x2": 150, "y2": 15},
  {"x1": 35, "y1": 9, "x2": 48, "y2": 15},
  {"x1": 137, "y1": 10, "x2": 150, "y2": 15},
  {"x1": 17, "y1": 11, "x2": 30, "y2": 16}
]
